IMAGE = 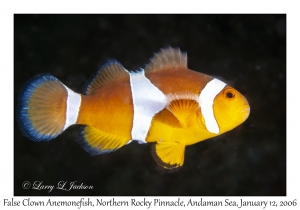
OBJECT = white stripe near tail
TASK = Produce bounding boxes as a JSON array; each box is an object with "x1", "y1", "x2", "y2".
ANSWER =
[{"x1": 63, "y1": 85, "x2": 81, "y2": 130}]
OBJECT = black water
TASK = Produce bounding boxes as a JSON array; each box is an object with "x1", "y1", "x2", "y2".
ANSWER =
[{"x1": 14, "y1": 14, "x2": 286, "y2": 196}]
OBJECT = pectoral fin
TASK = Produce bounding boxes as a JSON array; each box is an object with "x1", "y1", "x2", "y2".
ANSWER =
[
  {"x1": 151, "y1": 140, "x2": 185, "y2": 173},
  {"x1": 166, "y1": 92, "x2": 200, "y2": 128}
]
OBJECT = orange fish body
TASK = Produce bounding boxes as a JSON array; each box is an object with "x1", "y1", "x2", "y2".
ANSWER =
[{"x1": 18, "y1": 48, "x2": 250, "y2": 172}]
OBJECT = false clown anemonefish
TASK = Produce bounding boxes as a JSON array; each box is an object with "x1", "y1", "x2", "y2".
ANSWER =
[{"x1": 18, "y1": 47, "x2": 250, "y2": 172}]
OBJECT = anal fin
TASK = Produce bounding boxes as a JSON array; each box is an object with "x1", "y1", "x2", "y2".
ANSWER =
[
  {"x1": 78, "y1": 126, "x2": 129, "y2": 155},
  {"x1": 151, "y1": 140, "x2": 185, "y2": 173}
]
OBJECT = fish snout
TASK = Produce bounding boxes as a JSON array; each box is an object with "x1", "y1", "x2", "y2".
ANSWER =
[{"x1": 240, "y1": 104, "x2": 250, "y2": 122}]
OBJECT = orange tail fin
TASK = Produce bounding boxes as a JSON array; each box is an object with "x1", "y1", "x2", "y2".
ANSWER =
[{"x1": 18, "y1": 74, "x2": 81, "y2": 141}]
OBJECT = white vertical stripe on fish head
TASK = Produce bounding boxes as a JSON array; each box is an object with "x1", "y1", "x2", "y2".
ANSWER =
[
  {"x1": 199, "y1": 78, "x2": 226, "y2": 134},
  {"x1": 129, "y1": 70, "x2": 166, "y2": 143},
  {"x1": 63, "y1": 85, "x2": 82, "y2": 131}
]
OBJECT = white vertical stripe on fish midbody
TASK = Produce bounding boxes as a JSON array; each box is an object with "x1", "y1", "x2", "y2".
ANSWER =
[
  {"x1": 199, "y1": 78, "x2": 226, "y2": 134},
  {"x1": 63, "y1": 85, "x2": 81, "y2": 131},
  {"x1": 129, "y1": 70, "x2": 166, "y2": 143}
]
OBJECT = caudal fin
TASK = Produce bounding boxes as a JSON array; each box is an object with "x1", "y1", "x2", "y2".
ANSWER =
[{"x1": 18, "y1": 74, "x2": 81, "y2": 141}]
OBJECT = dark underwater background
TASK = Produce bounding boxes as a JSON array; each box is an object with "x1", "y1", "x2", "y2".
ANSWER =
[{"x1": 14, "y1": 14, "x2": 286, "y2": 196}]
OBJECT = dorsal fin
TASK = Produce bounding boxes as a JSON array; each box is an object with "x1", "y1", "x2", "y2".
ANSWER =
[
  {"x1": 145, "y1": 47, "x2": 187, "y2": 72},
  {"x1": 166, "y1": 92, "x2": 200, "y2": 128},
  {"x1": 84, "y1": 59, "x2": 129, "y2": 95}
]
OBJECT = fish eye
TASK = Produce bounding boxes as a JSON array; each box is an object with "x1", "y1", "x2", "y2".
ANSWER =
[
  {"x1": 225, "y1": 90, "x2": 235, "y2": 99},
  {"x1": 226, "y1": 92, "x2": 234, "y2": 98}
]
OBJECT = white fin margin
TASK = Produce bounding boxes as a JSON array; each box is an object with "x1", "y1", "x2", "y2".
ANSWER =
[
  {"x1": 129, "y1": 70, "x2": 166, "y2": 142},
  {"x1": 166, "y1": 91, "x2": 199, "y2": 104},
  {"x1": 199, "y1": 78, "x2": 226, "y2": 134},
  {"x1": 63, "y1": 85, "x2": 81, "y2": 131}
]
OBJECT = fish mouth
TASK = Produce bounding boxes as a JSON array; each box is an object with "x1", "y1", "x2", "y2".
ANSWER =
[
  {"x1": 240, "y1": 108, "x2": 250, "y2": 113},
  {"x1": 240, "y1": 107, "x2": 250, "y2": 121}
]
